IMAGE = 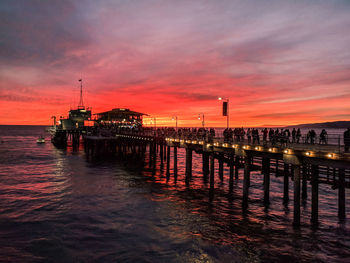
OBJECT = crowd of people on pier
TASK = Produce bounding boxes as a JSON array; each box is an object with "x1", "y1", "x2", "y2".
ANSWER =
[{"x1": 89, "y1": 123, "x2": 350, "y2": 151}]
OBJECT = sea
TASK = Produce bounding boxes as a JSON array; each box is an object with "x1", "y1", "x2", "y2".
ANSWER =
[{"x1": 0, "y1": 125, "x2": 349, "y2": 263}]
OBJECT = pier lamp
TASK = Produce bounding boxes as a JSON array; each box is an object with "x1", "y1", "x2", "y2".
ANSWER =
[
  {"x1": 172, "y1": 116, "x2": 178, "y2": 130},
  {"x1": 218, "y1": 97, "x2": 229, "y2": 128},
  {"x1": 198, "y1": 113, "x2": 205, "y2": 128}
]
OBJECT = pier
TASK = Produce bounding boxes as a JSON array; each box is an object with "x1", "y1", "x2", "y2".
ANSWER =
[{"x1": 81, "y1": 129, "x2": 350, "y2": 227}]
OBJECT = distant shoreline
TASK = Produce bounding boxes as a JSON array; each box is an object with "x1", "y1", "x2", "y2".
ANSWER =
[
  {"x1": 1, "y1": 120, "x2": 349, "y2": 129},
  {"x1": 284, "y1": 121, "x2": 350, "y2": 129}
]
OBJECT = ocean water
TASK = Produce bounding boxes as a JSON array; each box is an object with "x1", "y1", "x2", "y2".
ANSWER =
[{"x1": 0, "y1": 125, "x2": 349, "y2": 262}]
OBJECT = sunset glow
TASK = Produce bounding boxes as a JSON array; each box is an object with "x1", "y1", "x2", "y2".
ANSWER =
[{"x1": 1, "y1": 0, "x2": 350, "y2": 126}]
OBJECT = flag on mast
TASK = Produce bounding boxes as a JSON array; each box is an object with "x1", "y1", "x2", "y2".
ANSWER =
[{"x1": 222, "y1": 101, "x2": 228, "y2": 116}]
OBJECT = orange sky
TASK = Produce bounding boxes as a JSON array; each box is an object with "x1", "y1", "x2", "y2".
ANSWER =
[{"x1": 1, "y1": 0, "x2": 350, "y2": 127}]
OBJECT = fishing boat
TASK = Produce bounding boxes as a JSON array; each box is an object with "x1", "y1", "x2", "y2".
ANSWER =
[{"x1": 36, "y1": 136, "x2": 45, "y2": 144}]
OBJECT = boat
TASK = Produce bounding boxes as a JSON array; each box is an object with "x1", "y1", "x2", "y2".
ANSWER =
[{"x1": 37, "y1": 136, "x2": 45, "y2": 144}]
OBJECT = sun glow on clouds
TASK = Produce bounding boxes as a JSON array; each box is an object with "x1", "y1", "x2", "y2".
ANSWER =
[{"x1": 1, "y1": 0, "x2": 350, "y2": 126}]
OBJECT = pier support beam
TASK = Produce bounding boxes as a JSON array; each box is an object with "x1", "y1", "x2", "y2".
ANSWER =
[
  {"x1": 338, "y1": 169, "x2": 346, "y2": 220},
  {"x1": 293, "y1": 165, "x2": 301, "y2": 227},
  {"x1": 311, "y1": 165, "x2": 319, "y2": 226},
  {"x1": 185, "y1": 148, "x2": 192, "y2": 180},
  {"x1": 210, "y1": 154, "x2": 215, "y2": 189},
  {"x1": 152, "y1": 143, "x2": 157, "y2": 175},
  {"x1": 263, "y1": 158, "x2": 270, "y2": 205},
  {"x1": 202, "y1": 152, "x2": 209, "y2": 178},
  {"x1": 229, "y1": 154, "x2": 234, "y2": 192},
  {"x1": 283, "y1": 164, "x2": 289, "y2": 204},
  {"x1": 234, "y1": 156, "x2": 239, "y2": 179},
  {"x1": 219, "y1": 153, "x2": 224, "y2": 181},
  {"x1": 302, "y1": 164, "x2": 308, "y2": 200},
  {"x1": 160, "y1": 142, "x2": 164, "y2": 166},
  {"x1": 173, "y1": 147, "x2": 178, "y2": 177},
  {"x1": 242, "y1": 156, "x2": 250, "y2": 209},
  {"x1": 166, "y1": 146, "x2": 171, "y2": 177},
  {"x1": 149, "y1": 143, "x2": 153, "y2": 168}
]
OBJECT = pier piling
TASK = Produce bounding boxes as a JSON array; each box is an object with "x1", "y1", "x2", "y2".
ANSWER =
[
  {"x1": 293, "y1": 165, "x2": 301, "y2": 227},
  {"x1": 311, "y1": 165, "x2": 319, "y2": 226}
]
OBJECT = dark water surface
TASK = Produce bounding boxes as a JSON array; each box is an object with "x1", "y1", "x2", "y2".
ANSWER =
[{"x1": 0, "y1": 126, "x2": 349, "y2": 262}]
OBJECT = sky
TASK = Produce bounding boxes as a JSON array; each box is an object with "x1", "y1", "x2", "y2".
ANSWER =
[{"x1": 1, "y1": 0, "x2": 350, "y2": 127}]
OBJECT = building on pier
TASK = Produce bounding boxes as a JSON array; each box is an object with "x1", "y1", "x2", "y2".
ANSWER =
[{"x1": 94, "y1": 108, "x2": 146, "y2": 128}]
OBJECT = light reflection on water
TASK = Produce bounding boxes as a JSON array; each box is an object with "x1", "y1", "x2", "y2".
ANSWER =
[{"x1": 0, "y1": 126, "x2": 349, "y2": 262}]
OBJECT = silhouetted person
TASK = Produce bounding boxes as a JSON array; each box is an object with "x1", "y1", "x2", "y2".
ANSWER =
[
  {"x1": 296, "y1": 128, "x2": 301, "y2": 143},
  {"x1": 247, "y1": 128, "x2": 252, "y2": 143},
  {"x1": 319, "y1": 129, "x2": 328, "y2": 144},
  {"x1": 292, "y1": 128, "x2": 296, "y2": 143}
]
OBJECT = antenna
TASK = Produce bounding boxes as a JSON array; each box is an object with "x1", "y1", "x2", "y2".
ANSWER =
[{"x1": 78, "y1": 78, "x2": 84, "y2": 109}]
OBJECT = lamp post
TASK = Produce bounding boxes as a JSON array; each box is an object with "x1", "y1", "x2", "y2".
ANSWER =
[
  {"x1": 198, "y1": 113, "x2": 205, "y2": 128},
  {"x1": 218, "y1": 97, "x2": 229, "y2": 129},
  {"x1": 172, "y1": 116, "x2": 178, "y2": 130}
]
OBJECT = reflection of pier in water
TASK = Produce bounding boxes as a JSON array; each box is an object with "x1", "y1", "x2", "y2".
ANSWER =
[{"x1": 82, "y1": 131, "x2": 349, "y2": 227}]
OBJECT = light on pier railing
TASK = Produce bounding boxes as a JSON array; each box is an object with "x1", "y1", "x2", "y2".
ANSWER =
[
  {"x1": 255, "y1": 146, "x2": 259, "y2": 150},
  {"x1": 206, "y1": 143, "x2": 211, "y2": 147},
  {"x1": 305, "y1": 151, "x2": 311, "y2": 156},
  {"x1": 268, "y1": 148, "x2": 273, "y2": 152},
  {"x1": 327, "y1": 153, "x2": 334, "y2": 158},
  {"x1": 284, "y1": 149, "x2": 289, "y2": 154}
]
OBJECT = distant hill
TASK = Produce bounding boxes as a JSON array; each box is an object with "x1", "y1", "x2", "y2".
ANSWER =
[{"x1": 285, "y1": 121, "x2": 350, "y2": 129}]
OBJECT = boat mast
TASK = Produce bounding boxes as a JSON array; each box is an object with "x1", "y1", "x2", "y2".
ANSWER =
[{"x1": 78, "y1": 79, "x2": 84, "y2": 109}]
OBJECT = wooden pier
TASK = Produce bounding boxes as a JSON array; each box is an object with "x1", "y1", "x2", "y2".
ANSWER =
[{"x1": 80, "y1": 131, "x2": 350, "y2": 227}]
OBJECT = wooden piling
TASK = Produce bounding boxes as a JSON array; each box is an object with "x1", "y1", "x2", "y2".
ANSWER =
[
  {"x1": 234, "y1": 156, "x2": 239, "y2": 179},
  {"x1": 311, "y1": 165, "x2": 319, "y2": 225},
  {"x1": 210, "y1": 154, "x2": 215, "y2": 189},
  {"x1": 243, "y1": 156, "x2": 250, "y2": 209},
  {"x1": 293, "y1": 165, "x2": 301, "y2": 226},
  {"x1": 219, "y1": 153, "x2": 224, "y2": 181},
  {"x1": 152, "y1": 143, "x2": 156, "y2": 175},
  {"x1": 160, "y1": 142, "x2": 164, "y2": 165},
  {"x1": 263, "y1": 157, "x2": 270, "y2": 205},
  {"x1": 166, "y1": 146, "x2": 170, "y2": 177},
  {"x1": 185, "y1": 148, "x2": 192, "y2": 179},
  {"x1": 338, "y1": 168, "x2": 346, "y2": 220},
  {"x1": 302, "y1": 164, "x2": 308, "y2": 200},
  {"x1": 283, "y1": 164, "x2": 289, "y2": 203},
  {"x1": 229, "y1": 154, "x2": 234, "y2": 192},
  {"x1": 173, "y1": 147, "x2": 178, "y2": 176},
  {"x1": 202, "y1": 152, "x2": 209, "y2": 178}
]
